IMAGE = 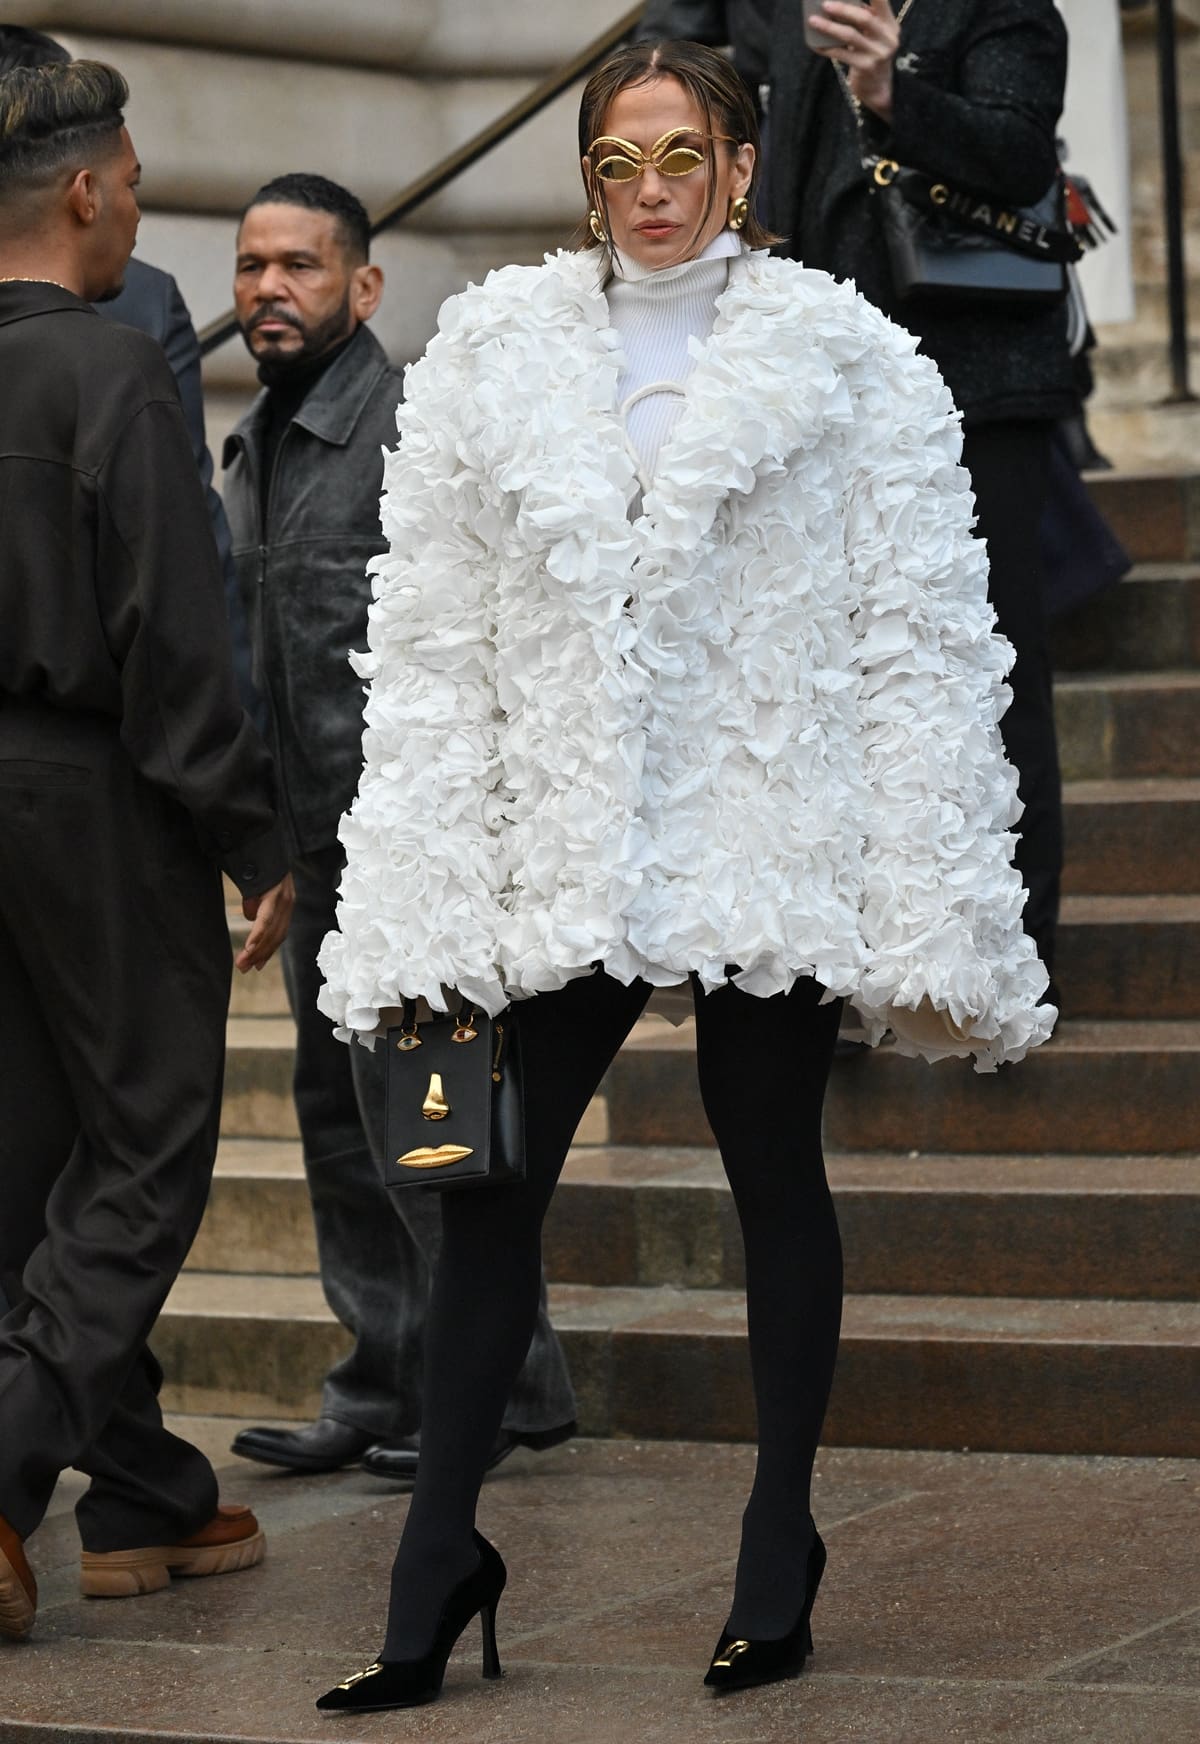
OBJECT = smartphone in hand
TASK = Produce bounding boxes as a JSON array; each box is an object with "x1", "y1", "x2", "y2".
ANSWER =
[{"x1": 803, "y1": 0, "x2": 870, "y2": 53}]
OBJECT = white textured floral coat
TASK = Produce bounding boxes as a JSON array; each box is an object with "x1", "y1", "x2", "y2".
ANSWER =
[{"x1": 318, "y1": 247, "x2": 1055, "y2": 1072}]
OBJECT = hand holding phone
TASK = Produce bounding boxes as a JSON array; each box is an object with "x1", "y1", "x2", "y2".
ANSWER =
[{"x1": 803, "y1": 0, "x2": 871, "y2": 54}]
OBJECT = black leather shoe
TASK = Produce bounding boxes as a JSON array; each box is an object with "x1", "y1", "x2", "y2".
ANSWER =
[
  {"x1": 361, "y1": 1421, "x2": 576, "y2": 1485},
  {"x1": 317, "y1": 1530, "x2": 506, "y2": 1712},
  {"x1": 229, "y1": 1418, "x2": 374, "y2": 1473},
  {"x1": 357, "y1": 1436, "x2": 421, "y2": 1484},
  {"x1": 703, "y1": 1526, "x2": 827, "y2": 1694}
]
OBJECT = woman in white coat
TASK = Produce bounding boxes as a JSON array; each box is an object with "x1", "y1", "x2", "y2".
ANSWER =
[{"x1": 317, "y1": 38, "x2": 1055, "y2": 1713}]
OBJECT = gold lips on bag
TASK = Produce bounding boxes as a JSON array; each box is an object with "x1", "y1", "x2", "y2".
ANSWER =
[{"x1": 395, "y1": 1145, "x2": 475, "y2": 1169}]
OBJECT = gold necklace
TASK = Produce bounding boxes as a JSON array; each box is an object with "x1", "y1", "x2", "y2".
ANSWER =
[{"x1": 0, "y1": 275, "x2": 73, "y2": 291}]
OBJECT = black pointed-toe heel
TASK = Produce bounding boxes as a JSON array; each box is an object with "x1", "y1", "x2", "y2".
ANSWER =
[
  {"x1": 316, "y1": 1531, "x2": 506, "y2": 1713},
  {"x1": 703, "y1": 1526, "x2": 827, "y2": 1695}
]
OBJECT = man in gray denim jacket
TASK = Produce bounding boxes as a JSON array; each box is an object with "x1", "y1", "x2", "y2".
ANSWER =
[{"x1": 222, "y1": 174, "x2": 576, "y2": 1479}]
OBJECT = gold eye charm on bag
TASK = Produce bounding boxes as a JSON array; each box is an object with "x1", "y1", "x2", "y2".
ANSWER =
[{"x1": 452, "y1": 1009, "x2": 479, "y2": 1043}]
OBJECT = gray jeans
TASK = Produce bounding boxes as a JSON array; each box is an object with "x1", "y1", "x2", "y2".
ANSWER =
[{"x1": 281, "y1": 844, "x2": 576, "y2": 1442}]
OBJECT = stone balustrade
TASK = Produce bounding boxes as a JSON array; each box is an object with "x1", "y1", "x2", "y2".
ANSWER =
[
  {"x1": 60, "y1": 34, "x2": 586, "y2": 223},
  {"x1": 20, "y1": 0, "x2": 628, "y2": 71}
]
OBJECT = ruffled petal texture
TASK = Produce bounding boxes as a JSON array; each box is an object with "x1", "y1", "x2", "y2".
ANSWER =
[{"x1": 319, "y1": 249, "x2": 1054, "y2": 1071}]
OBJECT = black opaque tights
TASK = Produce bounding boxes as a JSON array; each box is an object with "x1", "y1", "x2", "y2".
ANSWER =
[{"x1": 382, "y1": 970, "x2": 844, "y2": 1658}]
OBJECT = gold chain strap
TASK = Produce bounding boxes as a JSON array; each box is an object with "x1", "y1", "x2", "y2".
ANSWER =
[{"x1": 833, "y1": 0, "x2": 919, "y2": 123}]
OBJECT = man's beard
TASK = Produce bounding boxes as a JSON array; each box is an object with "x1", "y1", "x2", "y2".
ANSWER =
[{"x1": 245, "y1": 292, "x2": 354, "y2": 385}]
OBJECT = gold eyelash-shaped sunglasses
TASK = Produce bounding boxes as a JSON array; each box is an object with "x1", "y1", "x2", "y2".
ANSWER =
[{"x1": 588, "y1": 126, "x2": 738, "y2": 183}]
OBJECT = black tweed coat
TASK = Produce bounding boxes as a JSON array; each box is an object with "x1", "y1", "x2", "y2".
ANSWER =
[{"x1": 767, "y1": 0, "x2": 1075, "y2": 427}]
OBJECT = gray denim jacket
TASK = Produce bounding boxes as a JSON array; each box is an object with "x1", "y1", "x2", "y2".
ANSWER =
[{"x1": 223, "y1": 324, "x2": 403, "y2": 855}]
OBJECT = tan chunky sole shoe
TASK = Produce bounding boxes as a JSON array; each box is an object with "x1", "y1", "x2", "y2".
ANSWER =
[
  {"x1": 0, "y1": 1514, "x2": 37, "y2": 1640},
  {"x1": 80, "y1": 1502, "x2": 266, "y2": 1599}
]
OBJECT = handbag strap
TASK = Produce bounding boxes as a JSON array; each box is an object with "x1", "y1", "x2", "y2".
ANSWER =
[
  {"x1": 871, "y1": 162, "x2": 1082, "y2": 263},
  {"x1": 832, "y1": 0, "x2": 919, "y2": 152}
]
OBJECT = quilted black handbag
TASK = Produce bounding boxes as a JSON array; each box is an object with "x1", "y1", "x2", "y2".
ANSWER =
[
  {"x1": 868, "y1": 157, "x2": 1080, "y2": 306},
  {"x1": 383, "y1": 1002, "x2": 525, "y2": 1190}
]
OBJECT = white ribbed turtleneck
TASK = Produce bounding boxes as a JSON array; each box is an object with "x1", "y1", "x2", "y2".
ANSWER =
[{"x1": 606, "y1": 229, "x2": 742, "y2": 488}]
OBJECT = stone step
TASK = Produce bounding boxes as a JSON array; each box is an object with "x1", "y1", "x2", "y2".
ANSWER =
[
  {"x1": 1089, "y1": 336, "x2": 1200, "y2": 413},
  {"x1": 1055, "y1": 671, "x2": 1200, "y2": 779},
  {"x1": 1057, "y1": 894, "x2": 1200, "y2": 1019},
  {"x1": 1052, "y1": 563, "x2": 1200, "y2": 674},
  {"x1": 197, "y1": 1139, "x2": 1200, "y2": 1302},
  {"x1": 603, "y1": 1020, "x2": 1200, "y2": 1156},
  {"x1": 1084, "y1": 474, "x2": 1200, "y2": 565},
  {"x1": 197, "y1": 1140, "x2": 314, "y2": 1275},
  {"x1": 821, "y1": 1021, "x2": 1200, "y2": 1157},
  {"x1": 1062, "y1": 778, "x2": 1200, "y2": 894},
  {"x1": 158, "y1": 1272, "x2": 1200, "y2": 1456},
  {"x1": 224, "y1": 1014, "x2": 1200, "y2": 1155},
  {"x1": 227, "y1": 916, "x2": 288, "y2": 1018},
  {"x1": 1088, "y1": 403, "x2": 1200, "y2": 479},
  {"x1": 221, "y1": 1018, "x2": 298, "y2": 1139}
]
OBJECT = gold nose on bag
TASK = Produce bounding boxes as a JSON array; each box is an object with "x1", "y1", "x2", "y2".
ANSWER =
[{"x1": 422, "y1": 1073, "x2": 450, "y2": 1120}]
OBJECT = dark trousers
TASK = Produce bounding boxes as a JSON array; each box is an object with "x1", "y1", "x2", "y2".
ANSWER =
[
  {"x1": 386, "y1": 970, "x2": 845, "y2": 1653},
  {"x1": 281, "y1": 845, "x2": 576, "y2": 1441},
  {"x1": 963, "y1": 420, "x2": 1062, "y2": 978},
  {"x1": 0, "y1": 700, "x2": 225, "y2": 1550}
]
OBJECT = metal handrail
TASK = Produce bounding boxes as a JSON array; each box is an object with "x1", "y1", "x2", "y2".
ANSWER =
[
  {"x1": 1155, "y1": 0, "x2": 1195, "y2": 402},
  {"x1": 197, "y1": 5, "x2": 643, "y2": 356}
]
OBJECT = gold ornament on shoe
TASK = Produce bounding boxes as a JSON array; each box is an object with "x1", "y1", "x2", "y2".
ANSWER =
[
  {"x1": 713, "y1": 1639, "x2": 751, "y2": 1669},
  {"x1": 337, "y1": 1662, "x2": 383, "y2": 1691}
]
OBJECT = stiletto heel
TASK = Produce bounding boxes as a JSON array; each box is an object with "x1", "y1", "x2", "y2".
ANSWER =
[
  {"x1": 703, "y1": 1525, "x2": 827, "y2": 1695},
  {"x1": 480, "y1": 1600, "x2": 502, "y2": 1679},
  {"x1": 317, "y1": 1530, "x2": 506, "y2": 1712}
]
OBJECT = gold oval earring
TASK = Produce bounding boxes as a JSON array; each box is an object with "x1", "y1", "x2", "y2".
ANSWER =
[
  {"x1": 589, "y1": 209, "x2": 607, "y2": 243},
  {"x1": 728, "y1": 195, "x2": 750, "y2": 231}
]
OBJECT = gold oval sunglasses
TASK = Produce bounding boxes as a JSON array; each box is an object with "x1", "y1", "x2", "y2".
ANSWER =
[{"x1": 589, "y1": 126, "x2": 738, "y2": 184}]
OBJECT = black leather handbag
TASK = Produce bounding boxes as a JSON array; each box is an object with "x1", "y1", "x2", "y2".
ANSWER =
[
  {"x1": 868, "y1": 158, "x2": 1080, "y2": 306},
  {"x1": 383, "y1": 1002, "x2": 525, "y2": 1190}
]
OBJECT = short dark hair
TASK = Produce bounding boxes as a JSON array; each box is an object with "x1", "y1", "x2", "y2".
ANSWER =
[
  {"x1": 0, "y1": 25, "x2": 71, "y2": 78},
  {"x1": 0, "y1": 60, "x2": 127, "y2": 197},
  {"x1": 241, "y1": 172, "x2": 371, "y2": 262}
]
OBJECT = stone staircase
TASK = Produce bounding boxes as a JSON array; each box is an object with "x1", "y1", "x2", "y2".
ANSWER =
[
  {"x1": 160, "y1": 470, "x2": 1200, "y2": 1460},
  {"x1": 27, "y1": 3, "x2": 1196, "y2": 1455}
]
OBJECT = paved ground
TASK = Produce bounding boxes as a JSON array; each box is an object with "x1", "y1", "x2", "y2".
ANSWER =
[{"x1": 2, "y1": 1418, "x2": 1197, "y2": 1743}]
